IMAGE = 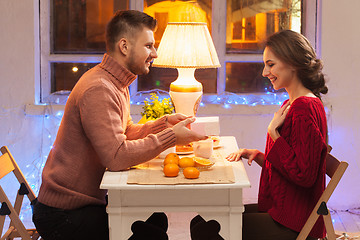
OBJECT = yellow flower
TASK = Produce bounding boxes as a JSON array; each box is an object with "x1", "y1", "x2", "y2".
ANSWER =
[{"x1": 141, "y1": 93, "x2": 174, "y2": 120}]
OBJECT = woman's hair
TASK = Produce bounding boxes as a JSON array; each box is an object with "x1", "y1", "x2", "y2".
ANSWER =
[
  {"x1": 265, "y1": 30, "x2": 328, "y2": 98},
  {"x1": 106, "y1": 10, "x2": 157, "y2": 52}
]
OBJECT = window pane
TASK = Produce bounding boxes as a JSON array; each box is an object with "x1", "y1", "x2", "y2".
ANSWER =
[
  {"x1": 51, "y1": 62, "x2": 99, "y2": 92},
  {"x1": 226, "y1": 0, "x2": 302, "y2": 53},
  {"x1": 142, "y1": 0, "x2": 216, "y2": 93},
  {"x1": 225, "y1": 62, "x2": 283, "y2": 93},
  {"x1": 52, "y1": 0, "x2": 128, "y2": 54}
]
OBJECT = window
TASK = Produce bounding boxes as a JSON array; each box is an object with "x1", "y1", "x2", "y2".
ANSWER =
[
  {"x1": 40, "y1": 0, "x2": 129, "y2": 101},
  {"x1": 40, "y1": 0, "x2": 319, "y2": 104},
  {"x1": 225, "y1": 62, "x2": 274, "y2": 93},
  {"x1": 224, "y1": 0, "x2": 301, "y2": 96},
  {"x1": 51, "y1": 62, "x2": 98, "y2": 92},
  {"x1": 52, "y1": 0, "x2": 129, "y2": 54},
  {"x1": 226, "y1": 0, "x2": 301, "y2": 54}
]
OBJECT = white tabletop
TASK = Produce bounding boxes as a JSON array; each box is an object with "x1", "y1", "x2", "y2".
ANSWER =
[{"x1": 100, "y1": 136, "x2": 250, "y2": 190}]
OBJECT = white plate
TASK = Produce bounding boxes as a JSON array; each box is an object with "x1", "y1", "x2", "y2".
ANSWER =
[
  {"x1": 213, "y1": 144, "x2": 222, "y2": 149},
  {"x1": 175, "y1": 145, "x2": 222, "y2": 155},
  {"x1": 175, "y1": 150, "x2": 194, "y2": 155}
]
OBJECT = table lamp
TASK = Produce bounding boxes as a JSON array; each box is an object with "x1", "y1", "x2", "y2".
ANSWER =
[{"x1": 152, "y1": 22, "x2": 220, "y2": 116}]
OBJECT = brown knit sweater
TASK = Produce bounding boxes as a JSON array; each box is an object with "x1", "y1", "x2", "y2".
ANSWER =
[{"x1": 38, "y1": 54, "x2": 176, "y2": 209}]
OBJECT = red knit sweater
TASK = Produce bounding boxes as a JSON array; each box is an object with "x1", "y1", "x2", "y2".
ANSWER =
[{"x1": 258, "y1": 96, "x2": 328, "y2": 239}]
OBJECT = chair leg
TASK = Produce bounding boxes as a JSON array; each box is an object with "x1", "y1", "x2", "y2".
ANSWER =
[
  {"x1": 0, "y1": 215, "x2": 5, "y2": 236},
  {"x1": 323, "y1": 214, "x2": 336, "y2": 240},
  {"x1": 1, "y1": 226, "x2": 15, "y2": 239},
  {"x1": 30, "y1": 230, "x2": 41, "y2": 239}
]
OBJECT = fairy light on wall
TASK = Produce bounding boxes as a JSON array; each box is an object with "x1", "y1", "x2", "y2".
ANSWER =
[
  {"x1": 17, "y1": 92, "x2": 67, "y2": 222},
  {"x1": 131, "y1": 90, "x2": 289, "y2": 107},
  {"x1": 13, "y1": 89, "x2": 287, "y2": 222}
]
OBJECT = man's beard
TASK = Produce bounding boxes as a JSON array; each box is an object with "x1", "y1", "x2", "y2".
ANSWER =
[{"x1": 127, "y1": 54, "x2": 150, "y2": 75}]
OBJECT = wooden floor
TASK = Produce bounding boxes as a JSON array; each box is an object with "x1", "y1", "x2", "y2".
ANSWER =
[
  {"x1": 167, "y1": 212, "x2": 198, "y2": 240},
  {"x1": 3, "y1": 210, "x2": 360, "y2": 239},
  {"x1": 330, "y1": 209, "x2": 360, "y2": 239}
]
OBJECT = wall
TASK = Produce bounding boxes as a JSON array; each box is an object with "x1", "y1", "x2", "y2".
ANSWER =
[
  {"x1": 0, "y1": 0, "x2": 44, "y2": 223},
  {"x1": 0, "y1": 1, "x2": 359, "y2": 229},
  {"x1": 321, "y1": 0, "x2": 360, "y2": 209}
]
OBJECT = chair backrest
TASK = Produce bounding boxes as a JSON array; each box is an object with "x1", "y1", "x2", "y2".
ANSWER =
[
  {"x1": 251, "y1": 146, "x2": 348, "y2": 239},
  {"x1": 297, "y1": 153, "x2": 348, "y2": 240},
  {"x1": 0, "y1": 153, "x2": 15, "y2": 179},
  {"x1": 326, "y1": 153, "x2": 341, "y2": 178},
  {"x1": 0, "y1": 146, "x2": 38, "y2": 240}
]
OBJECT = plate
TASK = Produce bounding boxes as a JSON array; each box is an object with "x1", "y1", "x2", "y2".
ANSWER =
[
  {"x1": 175, "y1": 145, "x2": 223, "y2": 155},
  {"x1": 213, "y1": 144, "x2": 223, "y2": 149},
  {"x1": 176, "y1": 150, "x2": 194, "y2": 155}
]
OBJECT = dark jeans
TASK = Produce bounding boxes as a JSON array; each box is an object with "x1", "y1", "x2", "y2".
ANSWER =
[
  {"x1": 243, "y1": 204, "x2": 317, "y2": 240},
  {"x1": 32, "y1": 199, "x2": 109, "y2": 240}
]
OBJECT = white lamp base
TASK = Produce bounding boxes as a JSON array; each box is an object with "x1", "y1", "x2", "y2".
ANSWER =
[{"x1": 170, "y1": 90, "x2": 202, "y2": 116}]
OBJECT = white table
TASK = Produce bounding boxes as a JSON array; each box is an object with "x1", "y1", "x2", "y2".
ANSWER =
[{"x1": 100, "y1": 136, "x2": 250, "y2": 240}]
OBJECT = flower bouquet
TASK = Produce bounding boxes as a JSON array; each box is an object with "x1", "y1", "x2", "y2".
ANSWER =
[{"x1": 139, "y1": 93, "x2": 174, "y2": 124}]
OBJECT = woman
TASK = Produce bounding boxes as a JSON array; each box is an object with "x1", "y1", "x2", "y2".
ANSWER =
[{"x1": 227, "y1": 30, "x2": 328, "y2": 240}]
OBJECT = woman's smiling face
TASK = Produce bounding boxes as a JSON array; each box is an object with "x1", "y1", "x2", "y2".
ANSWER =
[{"x1": 262, "y1": 47, "x2": 296, "y2": 91}]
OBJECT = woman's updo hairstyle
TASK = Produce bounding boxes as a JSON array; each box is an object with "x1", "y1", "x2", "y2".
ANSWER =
[{"x1": 265, "y1": 30, "x2": 327, "y2": 99}]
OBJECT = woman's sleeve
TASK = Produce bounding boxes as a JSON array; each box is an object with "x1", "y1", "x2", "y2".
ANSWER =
[{"x1": 265, "y1": 115, "x2": 327, "y2": 187}]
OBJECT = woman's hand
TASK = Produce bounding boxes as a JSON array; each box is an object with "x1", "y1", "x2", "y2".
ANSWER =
[
  {"x1": 268, "y1": 101, "x2": 291, "y2": 141},
  {"x1": 226, "y1": 148, "x2": 264, "y2": 166},
  {"x1": 166, "y1": 113, "x2": 190, "y2": 127}
]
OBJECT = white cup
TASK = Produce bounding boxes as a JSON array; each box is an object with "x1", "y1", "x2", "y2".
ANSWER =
[
  {"x1": 159, "y1": 146, "x2": 176, "y2": 158},
  {"x1": 193, "y1": 139, "x2": 213, "y2": 158}
]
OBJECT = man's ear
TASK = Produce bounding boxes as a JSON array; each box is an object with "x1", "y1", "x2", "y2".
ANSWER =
[{"x1": 118, "y1": 38, "x2": 128, "y2": 56}]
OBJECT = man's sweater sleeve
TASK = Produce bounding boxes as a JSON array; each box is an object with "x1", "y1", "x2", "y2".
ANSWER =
[
  {"x1": 125, "y1": 115, "x2": 168, "y2": 140},
  {"x1": 79, "y1": 85, "x2": 176, "y2": 171},
  {"x1": 265, "y1": 114, "x2": 327, "y2": 188}
]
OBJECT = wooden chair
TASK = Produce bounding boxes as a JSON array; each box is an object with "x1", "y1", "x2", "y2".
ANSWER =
[
  {"x1": 0, "y1": 146, "x2": 40, "y2": 240},
  {"x1": 252, "y1": 150, "x2": 348, "y2": 240},
  {"x1": 296, "y1": 153, "x2": 348, "y2": 240}
]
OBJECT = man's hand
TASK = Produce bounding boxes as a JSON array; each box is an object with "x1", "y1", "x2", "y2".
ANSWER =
[
  {"x1": 166, "y1": 113, "x2": 190, "y2": 127},
  {"x1": 172, "y1": 117, "x2": 207, "y2": 145}
]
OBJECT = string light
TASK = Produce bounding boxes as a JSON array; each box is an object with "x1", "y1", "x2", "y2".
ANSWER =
[
  {"x1": 131, "y1": 89, "x2": 288, "y2": 107},
  {"x1": 2, "y1": 88, "x2": 355, "y2": 227},
  {"x1": 17, "y1": 91, "x2": 68, "y2": 221},
  {"x1": 223, "y1": 103, "x2": 231, "y2": 109},
  {"x1": 14, "y1": 89, "x2": 287, "y2": 222}
]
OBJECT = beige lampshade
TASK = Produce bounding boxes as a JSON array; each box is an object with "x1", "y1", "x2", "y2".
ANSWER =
[{"x1": 152, "y1": 22, "x2": 221, "y2": 69}]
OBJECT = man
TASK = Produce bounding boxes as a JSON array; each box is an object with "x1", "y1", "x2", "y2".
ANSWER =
[{"x1": 32, "y1": 10, "x2": 206, "y2": 240}]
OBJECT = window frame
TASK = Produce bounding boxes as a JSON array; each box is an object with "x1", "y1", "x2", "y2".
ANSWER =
[{"x1": 39, "y1": 0, "x2": 320, "y2": 103}]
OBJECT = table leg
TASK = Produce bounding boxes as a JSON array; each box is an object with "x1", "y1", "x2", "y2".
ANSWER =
[
  {"x1": 107, "y1": 207, "x2": 154, "y2": 240},
  {"x1": 198, "y1": 207, "x2": 243, "y2": 240},
  {"x1": 196, "y1": 212, "x2": 230, "y2": 239},
  {"x1": 229, "y1": 188, "x2": 244, "y2": 240},
  {"x1": 106, "y1": 188, "x2": 245, "y2": 240}
]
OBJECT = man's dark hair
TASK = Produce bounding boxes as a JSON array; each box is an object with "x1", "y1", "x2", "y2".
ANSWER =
[{"x1": 105, "y1": 10, "x2": 157, "y2": 52}]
